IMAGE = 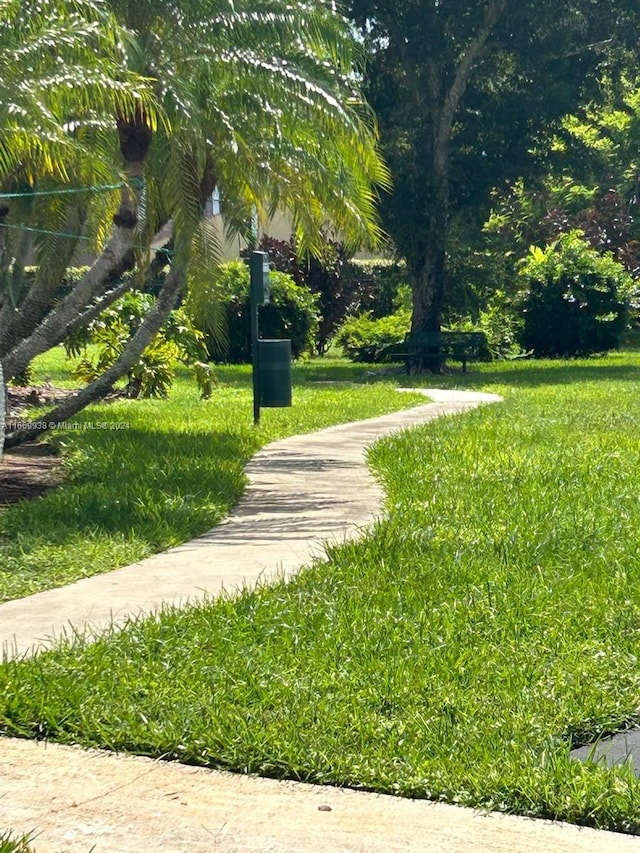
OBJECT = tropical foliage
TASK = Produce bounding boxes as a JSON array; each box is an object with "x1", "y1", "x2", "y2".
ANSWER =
[
  {"x1": 0, "y1": 0, "x2": 157, "y2": 459},
  {"x1": 335, "y1": 309, "x2": 410, "y2": 363},
  {"x1": 346, "y1": 0, "x2": 640, "y2": 343},
  {"x1": 1, "y1": 0, "x2": 389, "y2": 449},
  {"x1": 66, "y1": 291, "x2": 215, "y2": 397},
  {"x1": 0, "y1": 0, "x2": 154, "y2": 181},
  {"x1": 518, "y1": 231, "x2": 634, "y2": 357},
  {"x1": 187, "y1": 260, "x2": 319, "y2": 363}
]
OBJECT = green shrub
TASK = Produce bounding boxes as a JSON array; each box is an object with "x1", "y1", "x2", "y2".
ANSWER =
[
  {"x1": 334, "y1": 309, "x2": 410, "y2": 363},
  {"x1": 246, "y1": 236, "x2": 350, "y2": 355},
  {"x1": 518, "y1": 231, "x2": 634, "y2": 357},
  {"x1": 245, "y1": 238, "x2": 410, "y2": 354},
  {"x1": 476, "y1": 293, "x2": 523, "y2": 359},
  {"x1": 447, "y1": 291, "x2": 522, "y2": 360},
  {"x1": 65, "y1": 292, "x2": 215, "y2": 398},
  {"x1": 19, "y1": 265, "x2": 92, "y2": 295},
  {"x1": 205, "y1": 260, "x2": 319, "y2": 363}
]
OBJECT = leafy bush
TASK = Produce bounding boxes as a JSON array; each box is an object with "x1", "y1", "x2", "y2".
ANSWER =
[
  {"x1": 65, "y1": 292, "x2": 215, "y2": 398},
  {"x1": 447, "y1": 292, "x2": 522, "y2": 360},
  {"x1": 205, "y1": 260, "x2": 319, "y2": 363},
  {"x1": 245, "y1": 237, "x2": 410, "y2": 353},
  {"x1": 242, "y1": 236, "x2": 348, "y2": 355},
  {"x1": 334, "y1": 309, "x2": 410, "y2": 363},
  {"x1": 517, "y1": 231, "x2": 634, "y2": 357}
]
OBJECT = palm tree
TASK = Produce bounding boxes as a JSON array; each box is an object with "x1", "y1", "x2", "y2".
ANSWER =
[
  {"x1": 0, "y1": 0, "x2": 158, "y2": 459},
  {"x1": 105, "y1": 0, "x2": 387, "y2": 245},
  {"x1": 0, "y1": 0, "x2": 156, "y2": 181},
  {"x1": 3, "y1": 0, "x2": 390, "y2": 448}
]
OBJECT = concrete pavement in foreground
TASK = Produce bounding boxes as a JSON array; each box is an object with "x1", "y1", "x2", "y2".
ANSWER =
[
  {"x1": 3, "y1": 737, "x2": 639, "y2": 853},
  {"x1": 3, "y1": 388, "x2": 639, "y2": 852}
]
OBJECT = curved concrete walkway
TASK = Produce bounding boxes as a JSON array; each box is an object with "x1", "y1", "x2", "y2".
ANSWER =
[
  {"x1": 0, "y1": 389, "x2": 498, "y2": 659},
  {"x1": 2, "y1": 389, "x2": 639, "y2": 852}
]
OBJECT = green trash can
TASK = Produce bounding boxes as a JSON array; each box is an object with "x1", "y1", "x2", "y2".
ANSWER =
[{"x1": 258, "y1": 339, "x2": 292, "y2": 407}]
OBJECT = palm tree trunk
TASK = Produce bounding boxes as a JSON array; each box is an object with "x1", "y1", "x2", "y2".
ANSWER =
[
  {"x1": 65, "y1": 238, "x2": 173, "y2": 338},
  {"x1": 4, "y1": 264, "x2": 185, "y2": 449},
  {"x1": 0, "y1": 205, "x2": 86, "y2": 358},
  {"x1": 2, "y1": 111, "x2": 154, "y2": 382},
  {"x1": 2, "y1": 185, "x2": 142, "y2": 382}
]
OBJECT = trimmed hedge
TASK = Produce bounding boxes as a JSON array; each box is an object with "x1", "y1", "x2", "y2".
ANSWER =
[{"x1": 334, "y1": 309, "x2": 411, "y2": 363}]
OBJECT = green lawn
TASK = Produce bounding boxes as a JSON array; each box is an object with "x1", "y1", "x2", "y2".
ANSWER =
[
  {"x1": 2, "y1": 352, "x2": 640, "y2": 833},
  {"x1": 0, "y1": 349, "x2": 425, "y2": 601}
]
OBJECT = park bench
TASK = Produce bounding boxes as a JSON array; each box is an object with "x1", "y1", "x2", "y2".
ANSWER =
[{"x1": 389, "y1": 330, "x2": 488, "y2": 373}]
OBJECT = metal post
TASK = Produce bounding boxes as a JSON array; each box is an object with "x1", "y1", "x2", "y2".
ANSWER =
[
  {"x1": 249, "y1": 251, "x2": 270, "y2": 425},
  {"x1": 251, "y1": 291, "x2": 260, "y2": 425}
]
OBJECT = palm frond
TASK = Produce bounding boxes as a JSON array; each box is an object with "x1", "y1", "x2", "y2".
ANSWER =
[
  {"x1": 110, "y1": 0, "x2": 388, "y2": 255},
  {"x1": 185, "y1": 217, "x2": 228, "y2": 352},
  {"x1": 0, "y1": 0, "x2": 159, "y2": 186}
]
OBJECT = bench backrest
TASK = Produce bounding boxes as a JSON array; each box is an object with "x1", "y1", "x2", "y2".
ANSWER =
[{"x1": 403, "y1": 331, "x2": 486, "y2": 349}]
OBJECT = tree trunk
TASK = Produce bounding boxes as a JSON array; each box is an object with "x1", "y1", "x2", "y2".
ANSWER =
[
  {"x1": 409, "y1": 241, "x2": 447, "y2": 372},
  {"x1": 4, "y1": 264, "x2": 185, "y2": 449},
  {"x1": 408, "y1": 142, "x2": 449, "y2": 374},
  {"x1": 2, "y1": 186, "x2": 141, "y2": 382},
  {"x1": 385, "y1": 0, "x2": 507, "y2": 352},
  {"x1": 410, "y1": 244, "x2": 446, "y2": 334},
  {"x1": 65, "y1": 237, "x2": 172, "y2": 339},
  {"x1": 0, "y1": 205, "x2": 86, "y2": 359},
  {"x1": 2, "y1": 113, "x2": 154, "y2": 382}
]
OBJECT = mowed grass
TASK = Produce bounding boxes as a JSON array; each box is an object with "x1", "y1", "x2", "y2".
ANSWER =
[
  {"x1": 2, "y1": 353, "x2": 640, "y2": 831},
  {"x1": 0, "y1": 349, "x2": 425, "y2": 601}
]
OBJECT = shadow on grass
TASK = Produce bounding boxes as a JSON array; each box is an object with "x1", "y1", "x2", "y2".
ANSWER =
[
  {"x1": 210, "y1": 352, "x2": 640, "y2": 392},
  {"x1": 399, "y1": 353, "x2": 640, "y2": 391},
  {"x1": 0, "y1": 428, "x2": 254, "y2": 548},
  {"x1": 210, "y1": 359, "x2": 401, "y2": 387}
]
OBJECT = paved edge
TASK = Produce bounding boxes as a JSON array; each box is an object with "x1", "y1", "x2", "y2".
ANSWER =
[{"x1": 2, "y1": 737, "x2": 639, "y2": 853}]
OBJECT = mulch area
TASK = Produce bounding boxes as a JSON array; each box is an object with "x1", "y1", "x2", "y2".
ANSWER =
[
  {"x1": 0, "y1": 444, "x2": 65, "y2": 506},
  {"x1": 1, "y1": 384, "x2": 72, "y2": 507}
]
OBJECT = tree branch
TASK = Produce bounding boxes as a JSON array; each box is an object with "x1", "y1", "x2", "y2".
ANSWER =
[{"x1": 436, "y1": 0, "x2": 507, "y2": 175}]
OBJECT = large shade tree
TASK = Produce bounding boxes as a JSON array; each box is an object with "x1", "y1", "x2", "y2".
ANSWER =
[
  {"x1": 2, "y1": 0, "x2": 388, "y2": 448},
  {"x1": 347, "y1": 0, "x2": 640, "y2": 347}
]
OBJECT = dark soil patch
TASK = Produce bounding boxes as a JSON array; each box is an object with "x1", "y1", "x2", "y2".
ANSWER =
[
  {"x1": 5, "y1": 383, "x2": 77, "y2": 426},
  {"x1": 2, "y1": 384, "x2": 72, "y2": 507},
  {"x1": 0, "y1": 444, "x2": 65, "y2": 507}
]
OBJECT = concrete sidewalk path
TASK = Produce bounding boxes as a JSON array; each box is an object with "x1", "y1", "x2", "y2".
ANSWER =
[
  {"x1": 0, "y1": 389, "x2": 498, "y2": 659},
  {"x1": 3, "y1": 388, "x2": 638, "y2": 852},
  {"x1": 2, "y1": 737, "x2": 638, "y2": 853}
]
